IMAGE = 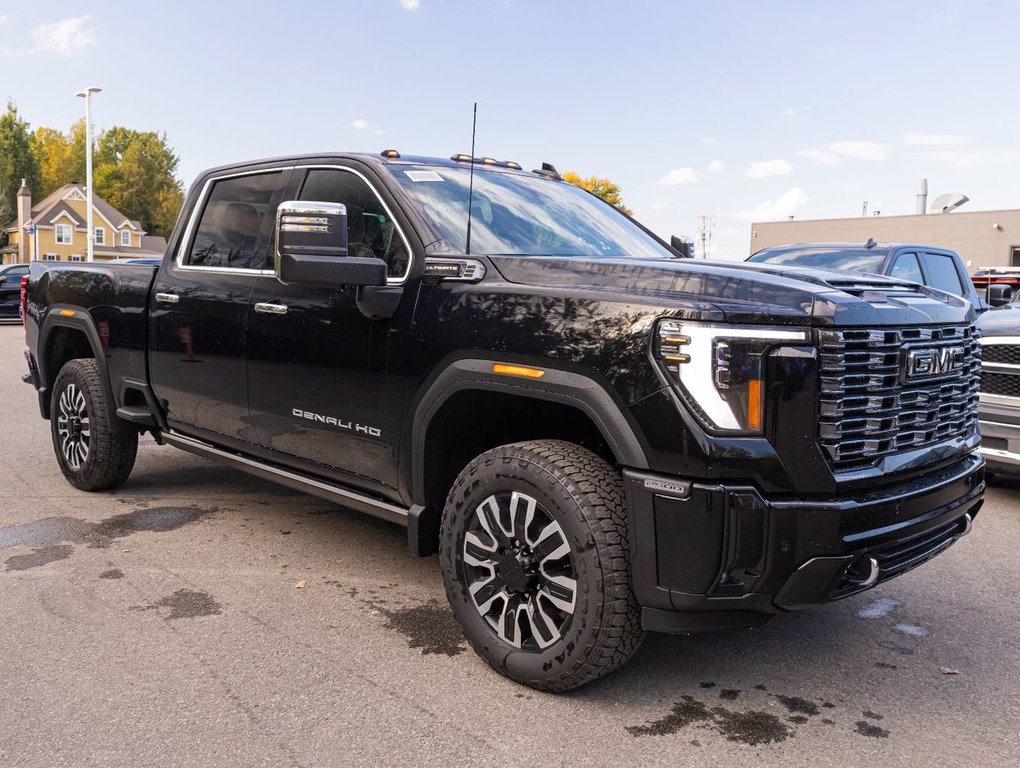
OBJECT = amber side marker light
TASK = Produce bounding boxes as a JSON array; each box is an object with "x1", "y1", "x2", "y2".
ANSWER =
[
  {"x1": 58, "y1": 309, "x2": 76, "y2": 317},
  {"x1": 747, "y1": 378, "x2": 763, "y2": 432},
  {"x1": 492, "y1": 363, "x2": 545, "y2": 379}
]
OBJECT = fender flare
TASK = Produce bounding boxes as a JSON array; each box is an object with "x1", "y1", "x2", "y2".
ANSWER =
[
  {"x1": 408, "y1": 357, "x2": 650, "y2": 504},
  {"x1": 36, "y1": 307, "x2": 120, "y2": 427}
]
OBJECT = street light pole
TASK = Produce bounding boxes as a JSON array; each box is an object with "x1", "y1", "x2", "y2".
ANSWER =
[{"x1": 75, "y1": 86, "x2": 102, "y2": 262}]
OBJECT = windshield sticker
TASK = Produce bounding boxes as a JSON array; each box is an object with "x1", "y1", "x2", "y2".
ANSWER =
[{"x1": 405, "y1": 170, "x2": 444, "y2": 182}]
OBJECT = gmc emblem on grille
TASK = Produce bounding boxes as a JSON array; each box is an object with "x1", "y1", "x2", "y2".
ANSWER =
[{"x1": 902, "y1": 346, "x2": 965, "y2": 380}]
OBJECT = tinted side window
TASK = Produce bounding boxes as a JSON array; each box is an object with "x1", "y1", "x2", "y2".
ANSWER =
[
  {"x1": 185, "y1": 172, "x2": 282, "y2": 269},
  {"x1": 890, "y1": 253, "x2": 923, "y2": 283},
  {"x1": 298, "y1": 169, "x2": 410, "y2": 279},
  {"x1": 921, "y1": 253, "x2": 964, "y2": 295}
]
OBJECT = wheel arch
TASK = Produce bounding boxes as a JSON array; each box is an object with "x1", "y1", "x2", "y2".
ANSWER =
[
  {"x1": 406, "y1": 358, "x2": 649, "y2": 555},
  {"x1": 37, "y1": 308, "x2": 115, "y2": 423}
]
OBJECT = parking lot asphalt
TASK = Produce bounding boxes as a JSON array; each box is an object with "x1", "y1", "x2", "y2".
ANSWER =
[{"x1": 0, "y1": 321, "x2": 1018, "y2": 767}]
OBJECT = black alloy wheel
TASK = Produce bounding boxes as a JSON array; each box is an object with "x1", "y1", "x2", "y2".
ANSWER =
[
  {"x1": 441, "y1": 440, "x2": 644, "y2": 692},
  {"x1": 50, "y1": 358, "x2": 138, "y2": 491}
]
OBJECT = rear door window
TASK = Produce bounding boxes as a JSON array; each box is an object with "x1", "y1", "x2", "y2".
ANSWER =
[
  {"x1": 921, "y1": 253, "x2": 965, "y2": 296},
  {"x1": 183, "y1": 172, "x2": 284, "y2": 270}
]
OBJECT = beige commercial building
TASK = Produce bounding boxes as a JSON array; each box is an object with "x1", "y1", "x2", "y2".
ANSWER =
[{"x1": 750, "y1": 209, "x2": 1020, "y2": 273}]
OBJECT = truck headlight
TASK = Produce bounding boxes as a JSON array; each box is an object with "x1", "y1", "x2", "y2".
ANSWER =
[{"x1": 654, "y1": 320, "x2": 810, "y2": 434}]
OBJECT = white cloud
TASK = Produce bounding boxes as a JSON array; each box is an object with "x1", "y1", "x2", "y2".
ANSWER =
[
  {"x1": 901, "y1": 132, "x2": 971, "y2": 147},
  {"x1": 827, "y1": 140, "x2": 888, "y2": 161},
  {"x1": 698, "y1": 137, "x2": 719, "y2": 146},
  {"x1": 352, "y1": 119, "x2": 369, "y2": 130},
  {"x1": 745, "y1": 158, "x2": 793, "y2": 179},
  {"x1": 708, "y1": 160, "x2": 725, "y2": 173},
  {"x1": 400, "y1": 0, "x2": 420, "y2": 9},
  {"x1": 734, "y1": 188, "x2": 809, "y2": 221},
  {"x1": 32, "y1": 15, "x2": 96, "y2": 57},
  {"x1": 0, "y1": 14, "x2": 10, "y2": 25},
  {"x1": 797, "y1": 149, "x2": 841, "y2": 166},
  {"x1": 655, "y1": 166, "x2": 699, "y2": 186}
]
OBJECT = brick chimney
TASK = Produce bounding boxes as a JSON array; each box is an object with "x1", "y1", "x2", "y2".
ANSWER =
[{"x1": 17, "y1": 179, "x2": 31, "y2": 263}]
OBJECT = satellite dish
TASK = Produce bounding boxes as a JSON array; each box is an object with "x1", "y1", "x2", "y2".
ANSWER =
[{"x1": 931, "y1": 193, "x2": 970, "y2": 213}]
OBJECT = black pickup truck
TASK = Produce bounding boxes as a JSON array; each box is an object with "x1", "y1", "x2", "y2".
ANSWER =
[{"x1": 22, "y1": 151, "x2": 984, "y2": 691}]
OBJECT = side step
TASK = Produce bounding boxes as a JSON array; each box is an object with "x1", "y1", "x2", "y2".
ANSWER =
[
  {"x1": 116, "y1": 405, "x2": 158, "y2": 427},
  {"x1": 160, "y1": 431, "x2": 409, "y2": 527}
]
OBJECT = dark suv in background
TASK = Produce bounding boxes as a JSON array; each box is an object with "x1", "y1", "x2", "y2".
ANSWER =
[{"x1": 0, "y1": 263, "x2": 30, "y2": 319}]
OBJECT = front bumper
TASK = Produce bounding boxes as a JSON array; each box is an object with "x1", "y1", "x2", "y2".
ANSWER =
[
  {"x1": 624, "y1": 452, "x2": 985, "y2": 633},
  {"x1": 978, "y1": 400, "x2": 1020, "y2": 477}
]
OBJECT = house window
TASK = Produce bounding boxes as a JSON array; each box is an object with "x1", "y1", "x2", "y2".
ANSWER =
[
  {"x1": 55, "y1": 224, "x2": 73, "y2": 245},
  {"x1": 70, "y1": 254, "x2": 83, "y2": 262},
  {"x1": 44, "y1": 253, "x2": 59, "y2": 262},
  {"x1": 120, "y1": 230, "x2": 131, "y2": 246},
  {"x1": 95, "y1": 227, "x2": 105, "y2": 245}
]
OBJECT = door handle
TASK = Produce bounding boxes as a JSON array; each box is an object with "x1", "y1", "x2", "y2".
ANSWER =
[
  {"x1": 254, "y1": 302, "x2": 289, "y2": 315},
  {"x1": 154, "y1": 292, "x2": 179, "y2": 304}
]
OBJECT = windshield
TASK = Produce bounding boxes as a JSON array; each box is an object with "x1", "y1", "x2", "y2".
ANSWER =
[
  {"x1": 747, "y1": 248, "x2": 885, "y2": 272},
  {"x1": 387, "y1": 165, "x2": 672, "y2": 260}
]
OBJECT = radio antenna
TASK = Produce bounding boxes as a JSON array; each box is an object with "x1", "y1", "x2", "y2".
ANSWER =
[{"x1": 465, "y1": 102, "x2": 477, "y2": 255}]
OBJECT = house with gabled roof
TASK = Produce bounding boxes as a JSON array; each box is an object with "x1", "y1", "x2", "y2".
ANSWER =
[{"x1": 1, "y1": 180, "x2": 167, "y2": 264}]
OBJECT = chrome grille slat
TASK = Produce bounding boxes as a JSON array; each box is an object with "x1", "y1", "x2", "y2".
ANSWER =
[{"x1": 817, "y1": 323, "x2": 980, "y2": 471}]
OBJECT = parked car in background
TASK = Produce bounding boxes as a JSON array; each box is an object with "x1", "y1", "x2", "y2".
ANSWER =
[
  {"x1": 977, "y1": 290, "x2": 1020, "y2": 478},
  {"x1": 0, "y1": 263, "x2": 30, "y2": 318},
  {"x1": 747, "y1": 242, "x2": 994, "y2": 310},
  {"x1": 972, "y1": 267, "x2": 1019, "y2": 306}
]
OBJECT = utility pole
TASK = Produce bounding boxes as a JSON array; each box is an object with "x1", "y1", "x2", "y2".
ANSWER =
[
  {"x1": 696, "y1": 215, "x2": 715, "y2": 259},
  {"x1": 75, "y1": 86, "x2": 102, "y2": 262}
]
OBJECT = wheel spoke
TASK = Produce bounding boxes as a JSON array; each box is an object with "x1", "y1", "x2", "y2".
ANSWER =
[
  {"x1": 526, "y1": 596, "x2": 561, "y2": 648},
  {"x1": 469, "y1": 573, "x2": 504, "y2": 614},
  {"x1": 475, "y1": 495, "x2": 508, "y2": 543},
  {"x1": 463, "y1": 531, "x2": 496, "y2": 566},
  {"x1": 497, "y1": 597, "x2": 527, "y2": 647},
  {"x1": 508, "y1": 491, "x2": 536, "y2": 543},
  {"x1": 531, "y1": 524, "x2": 569, "y2": 565},
  {"x1": 539, "y1": 574, "x2": 577, "y2": 614}
]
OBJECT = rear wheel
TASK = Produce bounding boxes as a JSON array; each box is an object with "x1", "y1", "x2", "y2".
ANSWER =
[
  {"x1": 440, "y1": 440, "x2": 644, "y2": 691},
  {"x1": 51, "y1": 358, "x2": 138, "y2": 491}
]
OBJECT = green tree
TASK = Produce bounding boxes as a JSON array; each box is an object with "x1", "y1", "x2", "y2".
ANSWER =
[
  {"x1": 561, "y1": 171, "x2": 633, "y2": 216},
  {"x1": 0, "y1": 102, "x2": 42, "y2": 244},
  {"x1": 93, "y1": 128, "x2": 184, "y2": 236}
]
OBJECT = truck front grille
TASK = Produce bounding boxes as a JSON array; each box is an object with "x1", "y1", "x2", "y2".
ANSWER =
[
  {"x1": 981, "y1": 371, "x2": 1020, "y2": 398},
  {"x1": 981, "y1": 343, "x2": 1020, "y2": 366},
  {"x1": 816, "y1": 324, "x2": 980, "y2": 471}
]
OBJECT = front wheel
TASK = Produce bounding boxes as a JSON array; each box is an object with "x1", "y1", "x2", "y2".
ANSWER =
[
  {"x1": 440, "y1": 440, "x2": 644, "y2": 691},
  {"x1": 50, "y1": 358, "x2": 138, "y2": 491}
]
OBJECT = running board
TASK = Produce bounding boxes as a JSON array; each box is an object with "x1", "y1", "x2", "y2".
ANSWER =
[{"x1": 161, "y1": 432, "x2": 409, "y2": 526}]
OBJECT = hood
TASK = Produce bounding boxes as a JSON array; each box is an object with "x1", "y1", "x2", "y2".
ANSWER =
[
  {"x1": 978, "y1": 302, "x2": 1020, "y2": 336},
  {"x1": 487, "y1": 256, "x2": 975, "y2": 328}
]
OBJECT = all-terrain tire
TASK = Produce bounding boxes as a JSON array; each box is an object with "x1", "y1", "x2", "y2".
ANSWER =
[
  {"x1": 50, "y1": 358, "x2": 138, "y2": 491},
  {"x1": 440, "y1": 439, "x2": 644, "y2": 692}
]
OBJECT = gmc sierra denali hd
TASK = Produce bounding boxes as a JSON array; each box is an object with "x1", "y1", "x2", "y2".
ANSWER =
[{"x1": 22, "y1": 151, "x2": 984, "y2": 691}]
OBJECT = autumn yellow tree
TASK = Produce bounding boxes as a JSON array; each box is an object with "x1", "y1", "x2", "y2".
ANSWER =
[
  {"x1": 561, "y1": 171, "x2": 633, "y2": 216},
  {"x1": 30, "y1": 121, "x2": 85, "y2": 198}
]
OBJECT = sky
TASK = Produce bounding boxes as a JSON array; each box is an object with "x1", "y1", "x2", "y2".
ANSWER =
[{"x1": 2, "y1": 0, "x2": 1019, "y2": 259}]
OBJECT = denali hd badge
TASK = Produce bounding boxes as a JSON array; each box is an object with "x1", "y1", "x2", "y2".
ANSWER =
[
  {"x1": 292, "y1": 408, "x2": 382, "y2": 437},
  {"x1": 902, "y1": 346, "x2": 964, "y2": 380}
]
